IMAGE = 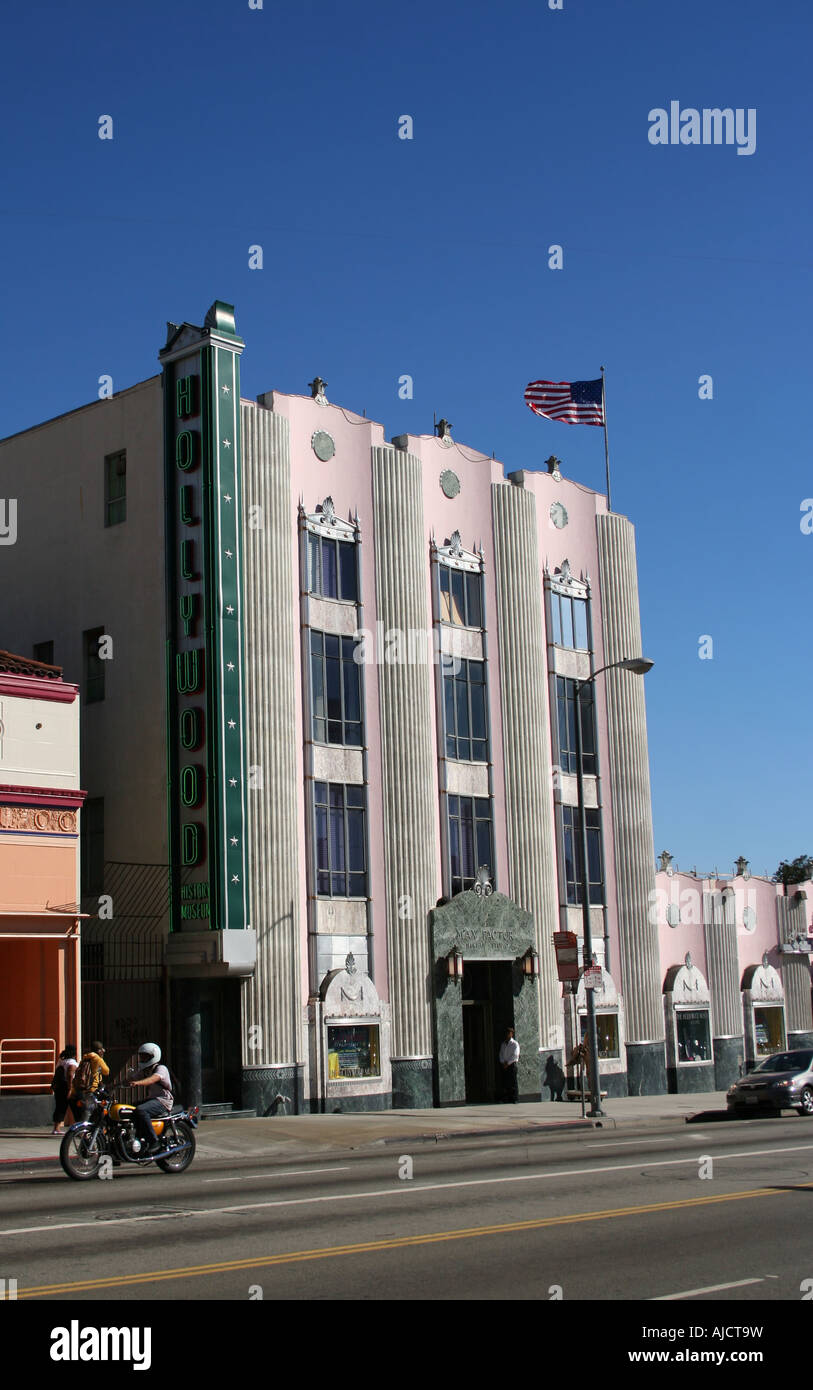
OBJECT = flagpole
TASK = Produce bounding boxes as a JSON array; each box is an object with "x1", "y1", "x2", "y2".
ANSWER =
[{"x1": 600, "y1": 365, "x2": 612, "y2": 512}]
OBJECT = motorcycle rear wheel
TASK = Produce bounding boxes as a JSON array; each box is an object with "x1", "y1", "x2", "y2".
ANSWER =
[
  {"x1": 156, "y1": 1121, "x2": 196, "y2": 1173},
  {"x1": 60, "y1": 1124, "x2": 103, "y2": 1180}
]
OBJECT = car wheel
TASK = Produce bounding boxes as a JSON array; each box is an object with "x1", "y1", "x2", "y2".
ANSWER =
[{"x1": 797, "y1": 1087, "x2": 813, "y2": 1116}]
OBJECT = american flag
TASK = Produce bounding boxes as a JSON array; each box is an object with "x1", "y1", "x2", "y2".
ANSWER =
[{"x1": 524, "y1": 378, "x2": 604, "y2": 426}]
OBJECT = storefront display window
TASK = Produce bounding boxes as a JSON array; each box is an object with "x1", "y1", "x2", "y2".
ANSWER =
[
  {"x1": 676, "y1": 1009, "x2": 711, "y2": 1063},
  {"x1": 327, "y1": 1024, "x2": 380, "y2": 1080},
  {"x1": 753, "y1": 1006, "x2": 786, "y2": 1056},
  {"x1": 579, "y1": 1012, "x2": 620, "y2": 1059}
]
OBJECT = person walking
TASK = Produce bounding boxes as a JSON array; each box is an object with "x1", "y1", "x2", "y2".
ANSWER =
[
  {"x1": 50, "y1": 1045, "x2": 78, "y2": 1133},
  {"x1": 68, "y1": 1041, "x2": 109, "y2": 1124},
  {"x1": 499, "y1": 1026, "x2": 520, "y2": 1103}
]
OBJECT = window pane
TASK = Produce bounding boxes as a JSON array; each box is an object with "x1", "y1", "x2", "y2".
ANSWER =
[
  {"x1": 449, "y1": 819, "x2": 460, "y2": 881},
  {"x1": 470, "y1": 681, "x2": 486, "y2": 741},
  {"x1": 466, "y1": 573, "x2": 482, "y2": 629},
  {"x1": 451, "y1": 570, "x2": 465, "y2": 625},
  {"x1": 316, "y1": 806, "x2": 328, "y2": 871},
  {"x1": 459, "y1": 800, "x2": 474, "y2": 878},
  {"x1": 322, "y1": 540, "x2": 338, "y2": 598},
  {"x1": 439, "y1": 566, "x2": 452, "y2": 622},
  {"x1": 347, "y1": 810, "x2": 365, "y2": 871},
  {"x1": 476, "y1": 819, "x2": 492, "y2": 876},
  {"x1": 346, "y1": 785, "x2": 365, "y2": 808},
  {"x1": 573, "y1": 599, "x2": 588, "y2": 650},
  {"x1": 329, "y1": 785, "x2": 343, "y2": 810},
  {"x1": 330, "y1": 809, "x2": 345, "y2": 870},
  {"x1": 311, "y1": 651, "x2": 325, "y2": 723},
  {"x1": 339, "y1": 541, "x2": 358, "y2": 601},
  {"x1": 551, "y1": 595, "x2": 562, "y2": 645},
  {"x1": 474, "y1": 798, "x2": 490, "y2": 817},
  {"x1": 346, "y1": 721, "x2": 362, "y2": 746},
  {"x1": 455, "y1": 675, "x2": 470, "y2": 738},
  {"x1": 343, "y1": 659, "x2": 360, "y2": 724},
  {"x1": 326, "y1": 653, "x2": 341, "y2": 722},
  {"x1": 308, "y1": 533, "x2": 321, "y2": 593},
  {"x1": 314, "y1": 781, "x2": 327, "y2": 804},
  {"x1": 561, "y1": 597, "x2": 574, "y2": 648}
]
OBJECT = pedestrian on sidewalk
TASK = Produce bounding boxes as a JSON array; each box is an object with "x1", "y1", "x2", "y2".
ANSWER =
[
  {"x1": 499, "y1": 1027, "x2": 520, "y2": 1103},
  {"x1": 68, "y1": 1041, "x2": 109, "y2": 1125},
  {"x1": 50, "y1": 1045, "x2": 78, "y2": 1133}
]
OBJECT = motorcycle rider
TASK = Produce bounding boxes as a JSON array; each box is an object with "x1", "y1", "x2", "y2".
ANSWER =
[{"x1": 129, "y1": 1043, "x2": 174, "y2": 1153}]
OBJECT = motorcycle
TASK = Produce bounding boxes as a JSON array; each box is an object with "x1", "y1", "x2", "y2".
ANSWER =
[{"x1": 59, "y1": 1071, "x2": 200, "y2": 1180}]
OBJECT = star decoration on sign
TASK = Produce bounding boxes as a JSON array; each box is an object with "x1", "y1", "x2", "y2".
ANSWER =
[
  {"x1": 225, "y1": 549, "x2": 233, "y2": 559},
  {"x1": 226, "y1": 605, "x2": 234, "y2": 615},
  {"x1": 222, "y1": 438, "x2": 232, "y2": 450},
  {"x1": 232, "y1": 875, "x2": 240, "y2": 884},
  {"x1": 227, "y1": 662, "x2": 235, "y2": 671},
  {"x1": 228, "y1": 719, "x2": 236, "y2": 729},
  {"x1": 221, "y1": 384, "x2": 231, "y2": 395},
  {"x1": 230, "y1": 836, "x2": 238, "y2": 846},
  {"x1": 223, "y1": 493, "x2": 232, "y2": 503},
  {"x1": 229, "y1": 777, "x2": 237, "y2": 787}
]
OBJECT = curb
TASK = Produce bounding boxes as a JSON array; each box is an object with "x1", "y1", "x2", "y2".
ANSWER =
[{"x1": 0, "y1": 1155, "x2": 59, "y2": 1172}]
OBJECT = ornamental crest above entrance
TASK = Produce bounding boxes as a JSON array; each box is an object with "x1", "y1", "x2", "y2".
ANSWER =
[{"x1": 430, "y1": 886, "x2": 535, "y2": 962}]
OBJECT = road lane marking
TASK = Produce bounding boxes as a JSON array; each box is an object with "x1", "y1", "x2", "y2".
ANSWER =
[
  {"x1": 584, "y1": 1136, "x2": 710, "y2": 1148},
  {"x1": 4, "y1": 1142, "x2": 813, "y2": 1239},
  {"x1": 14, "y1": 1185, "x2": 809, "y2": 1297},
  {"x1": 202, "y1": 1167, "x2": 351, "y2": 1183},
  {"x1": 652, "y1": 1278, "x2": 764, "y2": 1300}
]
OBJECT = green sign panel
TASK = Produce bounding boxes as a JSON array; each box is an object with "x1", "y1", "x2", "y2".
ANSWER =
[{"x1": 160, "y1": 302, "x2": 249, "y2": 932}]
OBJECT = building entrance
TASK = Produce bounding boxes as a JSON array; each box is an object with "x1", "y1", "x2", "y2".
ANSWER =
[{"x1": 461, "y1": 961, "x2": 514, "y2": 1103}]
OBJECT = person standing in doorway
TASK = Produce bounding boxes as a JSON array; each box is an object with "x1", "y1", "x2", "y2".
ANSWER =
[{"x1": 499, "y1": 1027, "x2": 520, "y2": 1103}]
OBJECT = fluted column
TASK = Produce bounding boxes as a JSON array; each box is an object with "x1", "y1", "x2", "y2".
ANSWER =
[
  {"x1": 704, "y1": 888, "x2": 744, "y2": 1087},
  {"x1": 596, "y1": 512, "x2": 665, "y2": 1094},
  {"x1": 492, "y1": 483, "x2": 562, "y2": 1061},
  {"x1": 240, "y1": 404, "x2": 303, "y2": 1110},
  {"x1": 371, "y1": 446, "x2": 436, "y2": 1104},
  {"x1": 778, "y1": 894, "x2": 813, "y2": 1039}
]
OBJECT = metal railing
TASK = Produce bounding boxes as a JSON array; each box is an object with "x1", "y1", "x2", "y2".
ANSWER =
[{"x1": 0, "y1": 1038, "x2": 56, "y2": 1091}]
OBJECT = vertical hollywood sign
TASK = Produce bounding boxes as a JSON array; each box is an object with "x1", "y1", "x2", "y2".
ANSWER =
[
  {"x1": 162, "y1": 303, "x2": 249, "y2": 936},
  {"x1": 173, "y1": 369, "x2": 210, "y2": 918}
]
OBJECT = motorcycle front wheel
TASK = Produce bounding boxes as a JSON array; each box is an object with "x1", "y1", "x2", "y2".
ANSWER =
[
  {"x1": 60, "y1": 1124, "x2": 104, "y2": 1180},
  {"x1": 156, "y1": 1121, "x2": 196, "y2": 1174}
]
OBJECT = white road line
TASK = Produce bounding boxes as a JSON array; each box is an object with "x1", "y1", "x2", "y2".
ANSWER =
[
  {"x1": 202, "y1": 1167, "x2": 351, "y2": 1183},
  {"x1": 584, "y1": 1136, "x2": 709, "y2": 1148},
  {"x1": 3, "y1": 1141, "x2": 811, "y2": 1239},
  {"x1": 652, "y1": 1278, "x2": 764, "y2": 1300}
]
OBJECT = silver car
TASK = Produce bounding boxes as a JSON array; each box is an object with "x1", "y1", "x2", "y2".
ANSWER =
[{"x1": 727, "y1": 1049, "x2": 813, "y2": 1116}]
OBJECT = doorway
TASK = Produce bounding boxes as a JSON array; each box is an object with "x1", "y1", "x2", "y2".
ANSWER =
[{"x1": 462, "y1": 960, "x2": 514, "y2": 1103}]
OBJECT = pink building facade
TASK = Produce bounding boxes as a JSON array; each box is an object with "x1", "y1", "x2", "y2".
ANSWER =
[{"x1": 0, "y1": 652, "x2": 84, "y2": 1124}]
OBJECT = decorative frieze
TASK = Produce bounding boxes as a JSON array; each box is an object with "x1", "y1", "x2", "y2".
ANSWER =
[{"x1": 0, "y1": 806, "x2": 77, "y2": 833}]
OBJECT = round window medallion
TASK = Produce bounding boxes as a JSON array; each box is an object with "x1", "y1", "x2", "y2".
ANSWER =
[
  {"x1": 440, "y1": 469, "x2": 460, "y2": 499},
  {"x1": 550, "y1": 501, "x2": 568, "y2": 529},
  {"x1": 311, "y1": 429, "x2": 335, "y2": 462}
]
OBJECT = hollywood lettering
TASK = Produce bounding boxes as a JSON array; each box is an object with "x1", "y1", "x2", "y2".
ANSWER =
[{"x1": 172, "y1": 370, "x2": 209, "y2": 914}]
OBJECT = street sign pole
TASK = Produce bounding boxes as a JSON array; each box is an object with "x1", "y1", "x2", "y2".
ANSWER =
[{"x1": 574, "y1": 677, "x2": 605, "y2": 1118}]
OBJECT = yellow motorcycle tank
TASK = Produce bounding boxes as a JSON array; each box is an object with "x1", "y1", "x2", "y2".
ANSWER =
[{"x1": 110, "y1": 1103, "x2": 135, "y2": 1120}]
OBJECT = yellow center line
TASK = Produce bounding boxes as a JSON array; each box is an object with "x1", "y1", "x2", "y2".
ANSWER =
[{"x1": 14, "y1": 1182, "x2": 809, "y2": 1298}]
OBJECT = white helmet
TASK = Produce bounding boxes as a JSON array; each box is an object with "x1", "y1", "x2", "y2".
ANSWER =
[{"x1": 138, "y1": 1043, "x2": 161, "y2": 1068}]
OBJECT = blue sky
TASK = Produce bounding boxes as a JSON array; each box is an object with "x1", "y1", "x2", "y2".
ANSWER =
[{"x1": 2, "y1": 0, "x2": 810, "y2": 874}]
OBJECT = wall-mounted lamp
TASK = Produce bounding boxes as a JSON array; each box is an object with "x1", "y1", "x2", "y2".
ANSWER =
[
  {"x1": 446, "y1": 946, "x2": 464, "y2": 982},
  {"x1": 521, "y1": 947, "x2": 540, "y2": 980}
]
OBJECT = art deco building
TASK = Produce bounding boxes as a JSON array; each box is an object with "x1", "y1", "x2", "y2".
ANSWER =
[{"x1": 0, "y1": 300, "x2": 679, "y2": 1111}]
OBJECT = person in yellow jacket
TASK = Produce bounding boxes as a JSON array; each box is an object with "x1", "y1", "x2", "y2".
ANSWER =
[{"x1": 68, "y1": 1041, "x2": 110, "y2": 1123}]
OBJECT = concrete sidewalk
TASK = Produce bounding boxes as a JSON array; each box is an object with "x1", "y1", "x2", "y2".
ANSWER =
[{"x1": 0, "y1": 1091, "x2": 735, "y2": 1171}]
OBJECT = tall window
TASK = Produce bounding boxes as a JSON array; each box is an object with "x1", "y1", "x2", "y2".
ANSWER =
[
  {"x1": 314, "y1": 783, "x2": 367, "y2": 897},
  {"x1": 448, "y1": 795, "x2": 493, "y2": 896},
  {"x1": 33, "y1": 640, "x2": 54, "y2": 665},
  {"x1": 561, "y1": 805, "x2": 604, "y2": 906},
  {"x1": 444, "y1": 660, "x2": 488, "y2": 762},
  {"x1": 83, "y1": 627, "x2": 106, "y2": 703},
  {"x1": 555, "y1": 677, "x2": 597, "y2": 775},
  {"x1": 308, "y1": 532, "x2": 358, "y2": 602},
  {"x1": 550, "y1": 591, "x2": 589, "y2": 649},
  {"x1": 81, "y1": 798, "x2": 104, "y2": 897},
  {"x1": 311, "y1": 632, "x2": 363, "y2": 746},
  {"x1": 439, "y1": 564, "x2": 483, "y2": 628},
  {"x1": 104, "y1": 451, "x2": 127, "y2": 526}
]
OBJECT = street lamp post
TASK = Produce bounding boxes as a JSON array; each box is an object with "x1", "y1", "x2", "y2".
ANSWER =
[{"x1": 573, "y1": 656, "x2": 654, "y2": 1118}]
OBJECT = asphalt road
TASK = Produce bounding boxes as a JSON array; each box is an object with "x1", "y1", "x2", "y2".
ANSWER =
[{"x1": 2, "y1": 1116, "x2": 813, "y2": 1302}]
